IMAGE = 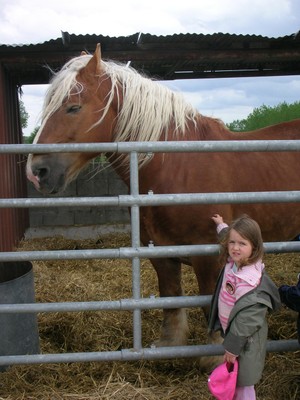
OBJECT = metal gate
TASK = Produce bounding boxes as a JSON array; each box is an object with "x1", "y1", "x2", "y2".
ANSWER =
[{"x1": 0, "y1": 139, "x2": 300, "y2": 367}]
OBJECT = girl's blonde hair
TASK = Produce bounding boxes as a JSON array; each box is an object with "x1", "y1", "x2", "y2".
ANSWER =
[{"x1": 219, "y1": 214, "x2": 264, "y2": 268}]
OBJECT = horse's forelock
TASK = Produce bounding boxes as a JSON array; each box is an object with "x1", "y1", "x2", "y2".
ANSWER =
[{"x1": 41, "y1": 55, "x2": 92, "y2": 124}]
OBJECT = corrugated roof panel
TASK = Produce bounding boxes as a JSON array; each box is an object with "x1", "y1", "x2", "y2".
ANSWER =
[{"x1": 1, "y1": 31, "x2": 300, "y2": 83}]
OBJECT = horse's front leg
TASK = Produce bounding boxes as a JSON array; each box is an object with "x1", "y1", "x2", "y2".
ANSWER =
[
  {"x1": 192, "y1": 255, "x2": 220, "y2": 320},
  {"x1": 150, "y1": 257, "x2": 189, "y2": 346}
]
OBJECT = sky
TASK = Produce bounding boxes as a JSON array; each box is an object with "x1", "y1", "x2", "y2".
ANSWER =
[{"x1": 1, "y1": 0, "x2": 300, "y2": 135}]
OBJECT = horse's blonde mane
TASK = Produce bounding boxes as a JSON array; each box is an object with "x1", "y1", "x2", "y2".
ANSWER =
[
  {"x1": 103, "y1": 62, "x2": 200, "y2": 143},
  {"x1": 39, "y1": 54, "x2": 200, "y2": 147}
]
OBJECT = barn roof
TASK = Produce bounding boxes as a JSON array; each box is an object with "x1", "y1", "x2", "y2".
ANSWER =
[
  {"x1": 0, "y1": 30, "x2": 300, "y2": 252},
  {"x1": 1, "y1": 31, "x2": 300, "y2": 84}
]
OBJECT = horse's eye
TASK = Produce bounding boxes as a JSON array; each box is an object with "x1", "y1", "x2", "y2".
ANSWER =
[{"x1": 66, "y1": 105, "x2": 81, "y2": 114}]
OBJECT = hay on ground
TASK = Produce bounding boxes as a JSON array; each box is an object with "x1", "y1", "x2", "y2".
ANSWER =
[{"x1": 0, "y1": 234, "x2": 299, "y2": 400}]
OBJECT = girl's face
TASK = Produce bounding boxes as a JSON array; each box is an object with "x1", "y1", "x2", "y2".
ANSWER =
[{"x1": 228, "y1": 229, "x2": 253, "y2": 267}]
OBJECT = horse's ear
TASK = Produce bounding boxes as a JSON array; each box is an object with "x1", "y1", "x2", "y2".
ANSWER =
[
  {"x1": 81, "y1": 50, "x2": 87, "y2": 56},
  {"x1": 84, "y1": 43, "x2": 102, "y2": 75},
  {"x1": 94, "y1": 43, "x2": 102, "y2": 63}
]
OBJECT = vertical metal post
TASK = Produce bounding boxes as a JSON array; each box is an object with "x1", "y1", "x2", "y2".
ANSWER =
[{"x1": 129, "y1": 151, "x2": 142, "y2": 350}]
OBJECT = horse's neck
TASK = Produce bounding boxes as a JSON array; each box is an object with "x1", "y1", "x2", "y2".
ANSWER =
[{"x1": 195, "y1": 116, "x2": 231, "y2": 141}]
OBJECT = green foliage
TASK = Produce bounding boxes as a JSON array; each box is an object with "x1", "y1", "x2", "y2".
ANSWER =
[
  {"x1": 21, "y1": 100, "x2": 300, "y2": 144},
  {"x1": 19, "y1": 99, "x2": 29, "y2": 129},
  {"x1": 23, "y1": 126, "x2": 39, "y2": 144},
  {"x1": 227, "y1": 101, "x2": 300, "y2": 132}
]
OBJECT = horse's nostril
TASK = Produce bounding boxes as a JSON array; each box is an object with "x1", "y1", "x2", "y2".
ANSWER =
[
  {"x1": 33, "y1": 166, "x2": 50, "y2": 181},
  {"x1": 39, "y1": 167, "x2": 49, "y2": 179}
]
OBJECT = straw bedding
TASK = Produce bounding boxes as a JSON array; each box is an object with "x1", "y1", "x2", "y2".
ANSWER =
[{"x1": 0, "y1": 233, "x2": 299, "y2": 400}]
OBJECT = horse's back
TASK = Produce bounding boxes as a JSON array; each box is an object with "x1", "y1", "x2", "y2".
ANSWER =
[
  {"x1": 235, "y1": 118, "x2": 300, "y2": 140},
  {"x1": 138, "y1": 117, "x2": 300, "y2": 246}
]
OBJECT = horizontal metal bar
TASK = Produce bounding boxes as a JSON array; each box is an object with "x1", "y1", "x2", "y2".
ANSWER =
[
  {"x1": 118, "y1": 140, "x2": 300, "y2": 153},
  {"x1": 0, "y1": 196, "x2": 120, "y2": 208},
  {"x1": 1, "y1": 242, "x2": 300, "y2": 262},
  {"x1": 0, "y1": 143, "x2": 118, "y2": 154},
  {"x1": 0, "y1": 248, "x2": 120, "y2": 261},
  {"x1": 0, "y1": 244, "x2": 216, "y2": 261},
  {"x1": 0, "y1": 340, "x2": 298, "y2": 366},
  {"x1": 0, "y1": 241, "x2": 296, "y2": 261},
  {"x1": 127, "y1": 191, "x2": 300, "y2": 206},
  {"x1": 1, "y1": 140, "x2": 300, "y2": 154},
  {"x1": 0, "y1": 295, "x2": 212, "y2": 314},
  {"x1": 2, "y1": 190, "x2": 300, "y2": 209}
]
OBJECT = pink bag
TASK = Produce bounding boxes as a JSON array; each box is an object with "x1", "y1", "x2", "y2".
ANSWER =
[{"x1": 207, "y1": 360, "x2": 238, "y2": 400}]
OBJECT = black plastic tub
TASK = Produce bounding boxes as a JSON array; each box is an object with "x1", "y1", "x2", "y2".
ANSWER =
[{"x1": 0, "y1": 261, "x2": 40, "y2": 371}]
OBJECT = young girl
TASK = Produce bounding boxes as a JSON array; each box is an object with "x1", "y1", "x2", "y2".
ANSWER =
[{"x1": 208, "y1": 214, "x2": 281, "y2": 400}]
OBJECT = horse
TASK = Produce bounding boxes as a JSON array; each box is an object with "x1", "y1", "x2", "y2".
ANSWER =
[{"x1": 26, "y1": 44, "x2": 300, "y2": 348}]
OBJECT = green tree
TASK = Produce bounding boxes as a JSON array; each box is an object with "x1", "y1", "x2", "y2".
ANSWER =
[
  {"x1": 227, "y1": 101, "x2": 300, "y2": 132},
  {"x1": 19, "y1": 99, "x2": 29, "y2": 130},
  {"x1": 19, "y1": 99, "x2": 40, "y2": 143},
  {"x1": 24, "y1": 126, "x2": 39, "y2": 144}
]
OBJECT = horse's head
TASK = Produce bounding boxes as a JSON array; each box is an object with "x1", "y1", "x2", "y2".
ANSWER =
[
  {"x1": 27, "y1": 42, "x2": 200, "y2": 194},
  {"x1": 26, "y1": 44, "x2": 118, "y2": 194}
]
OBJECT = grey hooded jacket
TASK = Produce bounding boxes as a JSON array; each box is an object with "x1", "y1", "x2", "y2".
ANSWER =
[{"x1": 208, "y1": 267, "x2": 281, "y2": 386}]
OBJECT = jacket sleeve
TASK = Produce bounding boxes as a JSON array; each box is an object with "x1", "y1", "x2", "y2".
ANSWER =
[
  {"x1": 208, "y1": 268, "x2": 225, "y2": 335},
  {"x1": 216, "y1": 223, "x2": 228, "y2": 242},
  {"x1": 223, "y1": 303, "x2": 268, "y2": 356},
  {"x1": 279, "y1": 278, "x2": 300, "y2": 312}
]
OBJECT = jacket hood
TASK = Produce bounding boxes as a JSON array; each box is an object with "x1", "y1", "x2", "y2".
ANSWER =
[
  {"x1": 257, "y1": 272, "x2": 282, "y2": 312},
  {"x1": 233, "y1": 271, "x2": 281, "y2": 314}
]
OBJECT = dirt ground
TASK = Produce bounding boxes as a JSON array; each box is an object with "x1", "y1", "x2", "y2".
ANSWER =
[{"x1": 0, "y1": 233, "x2": 299, "y2": 400}]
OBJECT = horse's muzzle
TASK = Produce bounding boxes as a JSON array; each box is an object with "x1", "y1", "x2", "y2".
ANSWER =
[{"x1": 26, "y1": 154, "x2": 68, "y2": 194}]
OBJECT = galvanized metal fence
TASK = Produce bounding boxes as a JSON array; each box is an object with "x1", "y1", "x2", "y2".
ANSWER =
[{"x1": 0, "y1": 140, "x2": 300, "y2": 367}]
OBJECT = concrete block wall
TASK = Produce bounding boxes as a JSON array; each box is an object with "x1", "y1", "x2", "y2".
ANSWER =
[{"x1": 27, "y1": 163, "x2": 130, "y2": 231}]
